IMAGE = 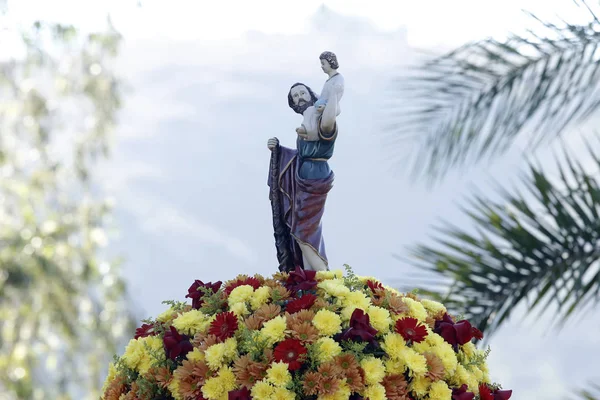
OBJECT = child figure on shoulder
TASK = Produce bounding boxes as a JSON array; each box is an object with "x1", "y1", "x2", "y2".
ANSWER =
[{"x1": 297, "y1": 51, "x2": 344, "y2": 141}]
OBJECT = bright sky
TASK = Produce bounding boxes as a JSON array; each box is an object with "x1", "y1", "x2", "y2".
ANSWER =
[{"x1": 3, "y1": 0, "x2": 588, "y2": 47}]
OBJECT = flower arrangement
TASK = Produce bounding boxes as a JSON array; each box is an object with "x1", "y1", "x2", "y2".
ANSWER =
[{"x1": 102, "y1": 266, "x2": 512, "y2": 400}]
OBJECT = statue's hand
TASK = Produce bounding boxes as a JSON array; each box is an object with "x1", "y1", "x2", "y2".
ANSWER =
[
  {"x1": 316, "y1": 104, "x2": 326, "y2": 113},
  {"x1": 267, "y1": 137, "x2": 279, "y2": 151},
  {"x1": 296, "y1": 126, "x2": 309, "y2": 140}
]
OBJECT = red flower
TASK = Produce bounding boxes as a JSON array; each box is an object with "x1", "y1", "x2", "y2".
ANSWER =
[
  {"x1": 479, "y1": 384, "x2": 512, "y2": 400},
  {"x1": 163, "y1": 326, "x2": 193, "y2": 360},
  {"x1": 274, "y1": 338, "x2": 308, "y2": 371},
  {"x1": 186, "y1": 280, "x2": 222, "y2": 309},
  {"x1": 452, "y1": 384, "x2": 475, "y2": 400},
  {"x1": 224, "y1": 277, "x2": 261, "y2": 295},
  {"x1": 366, "y1": 280, "x2": 384, "y2": 293},
  {"x1": 209, "y1": 311, "x2": 239, "y2": 341},
  {"x1": 285, "y1": 294, "x2": 317, "y2": 314},
  {"x1": 340, "y1": 309, "x2": 378, "y2": 343},
  {"x1": 134, "y1": 323, "x2": 157, "y2": 339},
  {"x1": 228, "y1": 386, "x2": 251, "y2": 399},
  {"x1": 395, "y1": 317, "x2": 428, "y2": 343},
  {"x1": 434, "y1": 314, "x2": 483, "y2": 347},
  {"x1": 285, "y1": 266, "x2": 317, "y2": 292}
]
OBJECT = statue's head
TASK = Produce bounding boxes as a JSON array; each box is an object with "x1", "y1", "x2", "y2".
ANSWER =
[
  {"x1": 288, "y1": 83, "x2": 318, "y2": 115},
  {"x1": 319, "y1": 51, "x2": 339, "y2": 73}
]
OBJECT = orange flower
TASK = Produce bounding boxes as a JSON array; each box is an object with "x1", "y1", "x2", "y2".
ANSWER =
[
  {"x1": 334, "y1": 354, "x2": 359, "y2": 373},
  {"x1": 424, "y1": 352, "x2": 446, "y2": 381},
  {"x1": 255, "y1": 304, "x2": 282, "y2": 321},
  {"x1": 317, "y1": 376, "x2": 340, "y2": 396},
  {"x1": 103, "y1": 378, "x2": 127, "y2": 400},
  {"x1": 289, "y1": 321, "x2": 319, "y2": 344},
  {"x1": 382, "y1": 374, "x2": 409, "y2": 399},
  {"x1": 344, "y1": 367, "x2": 365, "y2": 393},
  {"x1": 174, "y1": 360, "x2": 210, "y2": 398},
  {"x1": 248, "y1": 361, "x2": 268, "y2": 382},
  {"x1": 302, "y1": 372, "x2": 321, "y2": 395},
  {"x1": 244, "y1": 314, "x2": 265, "y2": 330},
  {"x1": 288, "y1": 309, "x2": 315, "y2": 325},
  {"x1": 194, "y1": 333, "x2": 221, "y2": 351},
  {"x1": 317, "y1": 362, "x2": 343, "y2": 379},
  {"x1": 233, "y1": 355, "x2": 257, "y2": 388},
  {"x1": 387, "y1": 293, "x2": 410, "y2": 315},
  {"x1": 148, "y1": 366, "x2": 172, "y2": 389}
]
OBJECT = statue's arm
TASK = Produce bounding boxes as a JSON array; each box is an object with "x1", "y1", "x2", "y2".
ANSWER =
[{"x1": 319, "y1": 93, "x2": 338, "y2": 136}]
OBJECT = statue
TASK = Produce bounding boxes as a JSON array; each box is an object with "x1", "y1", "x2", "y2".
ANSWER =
[
  {"x1": 267, "y1": 52, "x2": 341, "y2": 272},
  {"x1": 297, "y1": 51, "x2": 344, "y2": 141}
]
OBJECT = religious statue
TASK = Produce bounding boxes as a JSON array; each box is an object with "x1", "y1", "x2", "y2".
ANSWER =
[
  {"x1": 297, "y1": 51, "x2": 344, "y2": 141},
  {"x1": 267, "y1": 51, "x2": 341, "y2": 272}
]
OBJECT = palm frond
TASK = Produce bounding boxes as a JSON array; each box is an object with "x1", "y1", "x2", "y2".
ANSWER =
[
  {"x1": 572, "y1": 380, "x2": 600, "y2": 400},
  {"x1": 385, "y1": 0, "x2": 600, "y2": 182},
  {"x1": 399, "y1": 139, "x2": 600, "y2": 336}
]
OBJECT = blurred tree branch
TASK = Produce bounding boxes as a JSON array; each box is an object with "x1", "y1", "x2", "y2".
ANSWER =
[{"x1": 0, "y1": 18, "x2": 134, "y2": 399}]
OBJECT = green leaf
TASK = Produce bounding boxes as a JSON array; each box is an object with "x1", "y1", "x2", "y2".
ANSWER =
[{"x1": 385, "y1": 1, "x2": 600, "y2": 182}]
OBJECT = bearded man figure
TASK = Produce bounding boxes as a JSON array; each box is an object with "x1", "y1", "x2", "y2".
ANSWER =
[{"x1": 267, "y1": 81, "x2": 339, "y2": 272}]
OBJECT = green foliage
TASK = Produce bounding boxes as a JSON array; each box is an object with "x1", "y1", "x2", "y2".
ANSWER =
[
  {"x1": 339, "y1": 342, "x2": 368, "y2": 362},
  {"x1": 342, "y1": 264, "x2": 364, "y2": 292},
  {"x1": 386, "y1": 0, "x2": 600, "y2": 182},
  {"x1": 406, "y1": 143, "x2": 600, "y2": 335},
  {"x1": 199, "y1": 288, "x2": 227, "y2": 316},
  {"x1": 0, "y1": 19, "x2": 133, "y2": 399}
]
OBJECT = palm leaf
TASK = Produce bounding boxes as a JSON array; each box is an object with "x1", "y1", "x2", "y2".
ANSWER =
[
  {"x1": 385, "y1": 0, "x2": 600, "y2": 181},
  {"x1": 571, "y1": 381, "x2": 600, "y2": 400},
  {"x1": 395, "y1": 140, "x2": 600, "y2": 336}
]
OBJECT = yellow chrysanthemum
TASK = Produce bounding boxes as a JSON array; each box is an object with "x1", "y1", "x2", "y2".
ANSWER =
[
  {"x1": 420, "y1": 298, "x2": 447, "y2": 316},
  {"x1": 318, "y1": 280, "x2": 351, "y2": 297},
  {"x1": 186, "y1": 347, "x2": 205, "y2": 363},
  {"x1": 367, "y1": 306, "x2": 392, "y2": 333},
  {"x1": 343, "y1": 291, "x2": 371, "y2": 309},
  {"x1": 266, "y1": 361, "x2": 292, "y2": 387},
  {"x1": 138, "y1": 336, "x2": 165, "y2": 374},
  {"x1": 340, "y1": 305, "x2": 362, "y2": 321},
  {"x1": 228, "y1": 285, "x2": 255, "y2": 306},
  {"x1": 360, "y1": 357, "x2": 386, "y2": 385},
  {"x1": 385, "y1": 358, "x2": 406, "y2": 375},
  {"x1": 168, "y1": 377, "x2": 183, "y2": 400},
  {"x1": 400, "y1": 348, "x2": 428, "y2": 377},
  {"x1": 172, "y1": 309, "x2": 211, "y2": 336},
  {"x1": 205, "y1": 343, "x2": 226, "y2": 370},
  {"x1": 272, "y1": 387, "x2": 296, "y2": 400},
  {"x1": 402, "y1": 298, "x2": 428, "y2": 322},
  {"x1": 157, "y1": 307, "x2": 176, "y2": 323},
  {"x1": 316, "y1": 270, "x2": 336, "y2": 280},
  {"x1": 429, "y1": 381, "x2": 452, "y2": 400},
  {"x1": 101, "y1": 362, "x2": 117, "y2": 393},
  {"x1": 382, "y1": 333, "x2": 407, "y2": 359},
  {"x1": 312, "y1": 310, "x2": 342, "y2": 336},
  {"x1": 251, "y1": 380, "x2": 275, "y2": 398},
  {"x1": 362, "y1": 384, "x2": 386, "y2": 400},
  {"x1": 201, "y1": 367, "x2": 237, "y2": 400},
  {"x1": 223, "y1": 337, "x2": 238, "y2": 359},
  {"x1": 122, "y1": 338, "x2": 144, "y2": 370},
  {"x1": 430, "y1": 341, "x2": 458, "y2": 375},
  {"x1": 409, "y1": 375, "x2": 431, "y2": 398},
  {"x1": 230, "y1": 302, "x2": 250, "y2": 317},
  {"x1": 454, "y1": 364, "x2": 479, "y2": 394},
  {"x1": 315, "y1": 337, "x2": 343, "y2": 362},
  {"x1": 250, "y1": 286, "x2": 271, "y2": 310},
  {"x1": 320, "y1": 381, "x2": 352, "y2": 400},
  {"x1": 461, "y1": 342, "x2": 477, "y2": 359},
  {"x1": 261, "y1": 315, "x2": 287, "y2": 345}
]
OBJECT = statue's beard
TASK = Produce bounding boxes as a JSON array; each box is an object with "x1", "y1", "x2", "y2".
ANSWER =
[{"x1": 293, "y1": 100, "x2": 313, "y2": 115}]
